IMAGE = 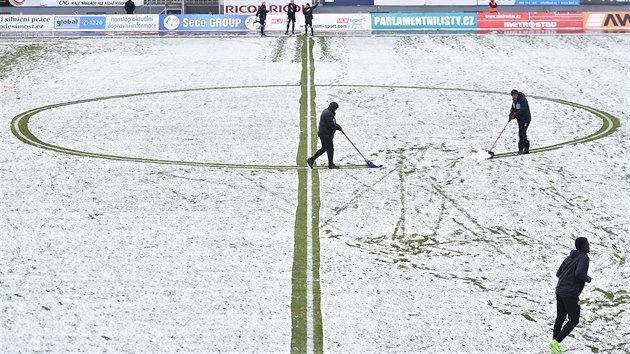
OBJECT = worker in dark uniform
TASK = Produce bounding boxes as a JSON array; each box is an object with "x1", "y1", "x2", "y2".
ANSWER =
[
  {"x1": 307, "y1": 102, "x2": 343, "y2": 169},
  {"x1": 302, "y1": 1, "x2": 319, "y2": 37},
  {"x1": 285, "y1": 0, "x2": 298, "y2": 35},
  {"x1": 509, "y1": 89, "x2": 532, "y2": 155},
  {"x1": 255, "y1": 1, "x2": 270, "y2": 37}
]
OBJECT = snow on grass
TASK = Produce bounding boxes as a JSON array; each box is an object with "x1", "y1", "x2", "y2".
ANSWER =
[{"x1": 1, "y1": 34, "x2": 629, "y2": 353}]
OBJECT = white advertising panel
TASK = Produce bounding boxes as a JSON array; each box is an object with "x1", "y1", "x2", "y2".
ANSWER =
[
  {"x1": 0, "y1": 15, "x2": 52, "y2": 31},
  {"x1": 374, "y1": 0, "x2": 476, "y2": 5},
  {"x1": 256, "y1": 13, "x2": 370, "y2": 31},
  {"x1": 106, "y1": 15, "x2": 159, "y2": 31},
  {"x1": 41, "y1": 0, "x2": 144, "y2": 6},
  {"x1": 223, "y1": 0, "x2": 311, "y2": 14}
]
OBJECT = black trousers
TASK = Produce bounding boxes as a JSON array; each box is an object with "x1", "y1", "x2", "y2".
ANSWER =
[
  {"x1": 311, "y1": 137, "x2": 334, "y2": 166},
  {"x1": 286, "y1": 16, "x2": 295, "y2": 32},
  {"x1": 553, "y1": 295, "x2": 581, "y2": 343},
  {"x1": 518, "y1": 120, "x2": 529, "y2": 148}
]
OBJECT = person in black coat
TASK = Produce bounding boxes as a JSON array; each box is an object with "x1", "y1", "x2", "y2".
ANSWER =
[
  {"x1": 302, "y1": 1, "x2": 319, "y2": 36},
  {"x1": 285, "y1": 0, "x2": 298, "y2": 35},
  {"x1": 307, "y1": 102, "x2": 342, "y2": 169},
  {"x1": 124, "y1": 0, "x2": 135, "y2": 14},
  {"x1": 255, "y1": 1, "x2": 270, "y2": 36},
  {"x1": 550, "y1": 237, "x2": 592, "y2": 353},
  {"x1": 509, "y1": 89, "x2": 531, "y2": 154}
]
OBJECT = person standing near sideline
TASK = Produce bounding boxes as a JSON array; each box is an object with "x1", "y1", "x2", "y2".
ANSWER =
[
  {"x1": 489, "y1": 0, "x2": 498, "y2": 13},
  {"x1": 307, "y1": 102, "x2": 342, "y2": 169},
  {"x1": 255, "y1": 1, "x2": 270, "y2": 36},
  {"x1": 509, "y1": 89, "x2": 531, "y2": 155},
  {"x1": 124, "y1": 0, "x2": 135, "y2": 14},
  {"x1": 302, "y1": 1, "x2": 319, "y2": 36},
  {"x1": 285, "y1": 0, "x2": 298, "y2": 35},
  {"x1": 549, "y1": 237, "x2": 592, "y2": 354}
]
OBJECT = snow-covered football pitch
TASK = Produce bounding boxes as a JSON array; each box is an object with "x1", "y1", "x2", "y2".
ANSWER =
[{"x1": 1, "y1": 34, "x2": 629, "y2": 353}]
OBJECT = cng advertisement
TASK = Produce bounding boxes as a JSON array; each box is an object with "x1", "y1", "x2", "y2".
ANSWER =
[{"x1": 7, "y1": 0, "x2": 143, "y2": 6}]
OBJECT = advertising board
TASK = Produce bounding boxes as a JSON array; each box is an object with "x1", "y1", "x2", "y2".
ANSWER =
[
  {"x1": 0, "y1": 15, "x2": 52, "y2": 31},
  {"x1": 583, "y1": 12, "x2": 630, "y2": 29},
  {"x1": 371, "y1": 13, "x2": 477, "y2": 30},
  {"x1": 477, "y1": 12, "x2": 583, "y2": 31}
]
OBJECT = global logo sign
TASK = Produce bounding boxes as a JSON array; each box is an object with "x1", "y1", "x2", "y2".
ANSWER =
[{"x1": 163, "y1": 15, "x2": 180, "y2": 30}]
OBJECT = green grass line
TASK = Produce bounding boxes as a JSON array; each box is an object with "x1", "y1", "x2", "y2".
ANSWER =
[
  {"x1": 317, "y1": 84, "x2": 621, "y2": 159},
  {"x1": 10, "y1": 85, "x2": 369, "y2": 171},
  {"x1": 291, "y1": 36, "x2": 309, "y2": 354},
  {"x1": 10, "y1": 84, "x2": 620, "y2": 167},
  {"x1": 308, "y1": 37, "x2": 324, "y2": 354}
]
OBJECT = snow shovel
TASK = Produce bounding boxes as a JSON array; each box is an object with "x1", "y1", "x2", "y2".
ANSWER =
[
  {"x1": 487, "y1": 120, "x2": 511, "y2": 159},
  {"x1": 342, "y1": 131, "x2": 381, "y2": 168}
]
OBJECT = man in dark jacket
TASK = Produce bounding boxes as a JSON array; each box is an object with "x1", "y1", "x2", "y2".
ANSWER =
[
  {"x1": 549, "y1": 237, "x2": 592, "y2": 354},
  {"x1": 307, "y1": 102, "x2": 342, "y2": 169},
  {"x1": 285, "y1": 0, "x2": 298, "y2": 35},
  {"x1": 255, "y1": 1, "x2": 269, "y2": 36},
  {"x1": 509, "y1": 89, "x2": 531, "y2": 155},
  {"x1": 302, "y1": 1, "x2": 318, "y2": 36},
  {"x1": 124, "y1": 0, "x2": 135, "y2": 14}
]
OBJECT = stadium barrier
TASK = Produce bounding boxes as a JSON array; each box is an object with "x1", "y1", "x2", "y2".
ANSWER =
[{"x1": 1, "y1": 12, "x2": 628, "y2": 32}]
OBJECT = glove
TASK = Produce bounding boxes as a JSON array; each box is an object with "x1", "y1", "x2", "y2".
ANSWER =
[
  {"x1": 509, "y1": 115, "x2": 515, "y2": 121},
  {"x1": 338, "y1": 125, "x2": 343, "y2": 132}
]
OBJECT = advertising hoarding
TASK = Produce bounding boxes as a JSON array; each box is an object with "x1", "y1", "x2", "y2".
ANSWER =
[
  {"x1": 223, "y1": 0, "x2": 310, "y2": 14},
  {"x1": 0, "y1": 15, "x2": 52, "y2": 31},
  {"x1": 159, "y1": 14, "x2": 253, "y2": 31},
  {"x1": 583, "y1": 12, "x2": 630, "y2": 29},
  {"x1": 7, "y1": 0, "x2": 144, "y2": 6},
  {"x1": 375, "y1": 0, "x2": 476, "y2": 5},
  {"x1": 478, "y1": 12, "x2": 583, "y2": 31},
  {"x1": 372, "y1": 13, "x2": 477, "y2": 30}
]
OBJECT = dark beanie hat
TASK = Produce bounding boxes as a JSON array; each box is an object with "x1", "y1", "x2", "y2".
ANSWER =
[
  {"x1": 510, "y1": 89, "x2": 519, "y2": 96},
  {"x1": 329, "y1": 102, "x2": 339, "y2": 110},
  {"x1": 575, "y1": 237, "x2": 588, "y2": 250}
]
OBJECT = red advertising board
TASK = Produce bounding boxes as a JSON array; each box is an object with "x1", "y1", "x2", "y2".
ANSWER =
[{"x1": 477, "y1": 12, "x2": 583, "y2": 32}]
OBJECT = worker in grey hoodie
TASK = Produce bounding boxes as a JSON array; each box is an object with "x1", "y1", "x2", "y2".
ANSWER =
[{"x1": 549, "y1": 237, "x2": 592, "y2": 354}]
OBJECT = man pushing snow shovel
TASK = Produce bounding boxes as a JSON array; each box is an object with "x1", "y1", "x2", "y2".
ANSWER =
[
  {"x1": 307, "y1": 102, "x2": 342, "y2": 169},
  {"x1": 509, "y1": 89, "x2": 531, "y2": 155}
]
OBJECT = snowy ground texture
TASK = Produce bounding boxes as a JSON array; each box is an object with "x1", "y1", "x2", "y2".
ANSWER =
[{"x1": 1, "y1": 34, "x2": 629, "y2": 353}]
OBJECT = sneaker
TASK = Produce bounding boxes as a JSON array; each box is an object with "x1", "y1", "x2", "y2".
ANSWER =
[
  {"x1": 549, "y1": 340, "x2": 565, "y2": 354},
  {"x1": 306, "y1": 158, "x2": 314, "y2": 169},
  {"x1": 328, "y1": 164, "x2": 339, "y2": 169}
]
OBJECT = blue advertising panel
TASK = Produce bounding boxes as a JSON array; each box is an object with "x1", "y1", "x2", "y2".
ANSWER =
[
  {"x1": 159, "y1": 14, "x2": 254, "y2": 31},
  {"x1": 53, "y1": 16, "x2": 106, "y2": 30},
  {"x1": 372, "y1": 13, "x2": 476, "y2": 30}
]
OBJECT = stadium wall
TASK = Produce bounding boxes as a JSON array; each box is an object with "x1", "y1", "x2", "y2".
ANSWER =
[{"x1": 1, "y1": 11, "x2": 629, "y2": 33}]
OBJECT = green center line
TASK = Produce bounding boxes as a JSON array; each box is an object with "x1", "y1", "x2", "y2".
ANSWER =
[{"x1": 292, "y1": 36, "x2": 323, "y2": 354}]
